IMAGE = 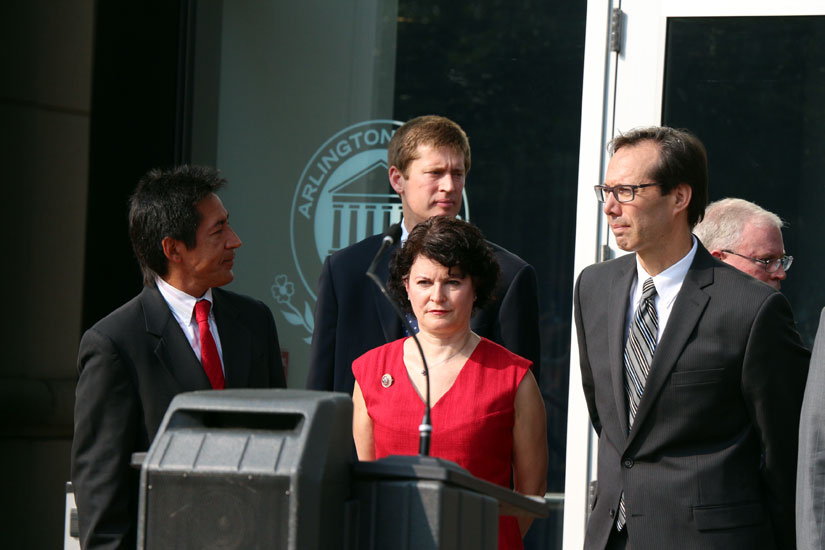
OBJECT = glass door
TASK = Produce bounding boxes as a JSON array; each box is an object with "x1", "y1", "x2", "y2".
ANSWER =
[
  {"x1": 185, "y1": 2, "x2": 588, "y2": 548},
  {"x1": 566, "y1": 1, "x2": 825, "y2": 546}
]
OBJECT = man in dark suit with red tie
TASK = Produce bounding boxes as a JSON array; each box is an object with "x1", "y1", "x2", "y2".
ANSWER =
[
  {"x1": 574, "y1": 127, "x2": 808, "y2": 550},
  {"x1": 71, "y1": 165, "x2": 286, "y2": 550}
]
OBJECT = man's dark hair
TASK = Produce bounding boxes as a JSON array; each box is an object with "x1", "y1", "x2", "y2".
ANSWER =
[
  {"x1": 388, "y1": 216, "x2": 499, "y2": 314},
  {"x1": 129, "y1": 165, "x2": 225, "y2": 286},
  {"x1": 609, "y1": 126, "x2": 708, "y2": 227},
  {"x1": 388, "y1": 115, "x2": 471, "y2": 177}
]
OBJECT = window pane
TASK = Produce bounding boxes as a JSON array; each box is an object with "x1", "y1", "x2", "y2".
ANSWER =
[
  {"x1": 392, "y1": 1, "x2": 584, "y2": 497},
  {"x1": 663, "y1": 16, "x2": 825, "y2": 345}
]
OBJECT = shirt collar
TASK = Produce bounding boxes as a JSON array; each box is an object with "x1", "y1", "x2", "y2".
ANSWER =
[
  {"x1": 400, "y1": 218, "x2": 410, "y2": 246},
  {"x1": 634, "y1": 235, "x2": 698, "y2": 308},
  {"x1": 155, "y1": 276, "x2": 214, "y2": 323}
]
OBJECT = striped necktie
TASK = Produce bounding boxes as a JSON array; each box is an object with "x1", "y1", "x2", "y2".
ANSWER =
[{"x1": 617, "y1": 277, "x2": 658, "y2": 531}]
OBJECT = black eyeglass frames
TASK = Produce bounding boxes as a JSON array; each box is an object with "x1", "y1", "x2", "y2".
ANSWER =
[{"x1": 593, "y1": 183, "x2": 662, "y2": 203}]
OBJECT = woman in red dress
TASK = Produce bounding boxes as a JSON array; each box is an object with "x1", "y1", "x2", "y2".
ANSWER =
[{"x1": 352, "y1": 216, "x2": 548, "y2": 550}]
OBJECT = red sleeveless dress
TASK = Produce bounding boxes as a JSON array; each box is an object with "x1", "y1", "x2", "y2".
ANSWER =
[{"x1": 353, "y1": 337, "x2": 531, "y2": 550}]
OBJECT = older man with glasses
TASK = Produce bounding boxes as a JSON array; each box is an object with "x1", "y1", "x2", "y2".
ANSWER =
[{"x1": 693, "y1": 197, "x2": 792, "y2": 290}]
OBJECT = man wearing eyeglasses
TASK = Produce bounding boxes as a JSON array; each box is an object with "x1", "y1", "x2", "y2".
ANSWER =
[
  {"x1": 574, "y1": 126, "x2": 809, "y2": 550},
  {"x1": 693, "y1": 198, "x2": 791, "y2": 290}
]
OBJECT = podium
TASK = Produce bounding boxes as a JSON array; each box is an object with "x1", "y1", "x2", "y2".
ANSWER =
[
  {"x1": 135, "y1": 389, "x2": 549, "y2": 549},
  {"x1": 353, "y1": 455, "x2": 548, "y2": 550}
]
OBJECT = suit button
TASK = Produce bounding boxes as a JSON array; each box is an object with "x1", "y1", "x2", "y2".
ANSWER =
[
  {"x1": 623, "y1": 458, "x2": 634, "y2": 468},
  {"x1": 609, "y1": 509, "x2": 615, "y2": 518}
]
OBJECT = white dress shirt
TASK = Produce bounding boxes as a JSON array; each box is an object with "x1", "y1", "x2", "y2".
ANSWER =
[
  {"x1": 155, "y1": 277, "x2": 225, "y2": 373},
  {"x1": 400, "y1": 217, "x2": 410, "y2": 246},
  {"x1": 624, "y1": 236, "x2": 699, "y2": 342}
]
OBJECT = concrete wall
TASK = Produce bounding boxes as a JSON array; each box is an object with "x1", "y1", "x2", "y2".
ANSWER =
[{"x1": 0, "y1": 1, "x2": 94, "y2": 547}]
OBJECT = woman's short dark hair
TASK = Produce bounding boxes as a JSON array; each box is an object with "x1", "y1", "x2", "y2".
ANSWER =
[{"x1": 388, "y1": 216, "x2": 500, "y2": 313}]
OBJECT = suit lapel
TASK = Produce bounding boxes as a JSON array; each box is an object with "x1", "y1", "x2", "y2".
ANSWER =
[
  {"x1": 141, "y1": 286, "x2": 211, "y2": 391},
  {"x1": 371, "y1": 243, "x2": 404, "y2": 342},
  {"x1": 608, "y1": 256, "x2": 636, "y2": 438},
  {"x1": 212, "y1": 289, "x2": 252, "y2": 388},
  {"x1": 626, "y1": 246, "x2": 714, "y2": 450}
]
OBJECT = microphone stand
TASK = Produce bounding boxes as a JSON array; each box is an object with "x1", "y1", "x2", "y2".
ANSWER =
[{"x1": 365, "y1": 224, "x2": 433, "y2": 456}]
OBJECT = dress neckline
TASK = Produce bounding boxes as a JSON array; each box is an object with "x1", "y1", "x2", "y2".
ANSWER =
[{"x1": 401, "y1": 336, "x2": 484, "y2": 409}]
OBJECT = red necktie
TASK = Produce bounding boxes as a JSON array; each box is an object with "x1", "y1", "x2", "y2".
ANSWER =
[{"x1": 195, "y1": 300, "x2": 225, "y2": 389}]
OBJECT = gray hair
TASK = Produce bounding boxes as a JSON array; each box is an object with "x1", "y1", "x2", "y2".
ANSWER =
[{"x1": 693, "y1": 197, "x2": 784, "y2": 251}]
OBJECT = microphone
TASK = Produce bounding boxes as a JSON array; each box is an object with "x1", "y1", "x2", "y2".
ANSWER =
[
  {"x1": 367, "y1": 223, "x2": 403, "y2": 275},
  {"x1": 365, "y1": 223, "x2": 433, "y2": 456}
]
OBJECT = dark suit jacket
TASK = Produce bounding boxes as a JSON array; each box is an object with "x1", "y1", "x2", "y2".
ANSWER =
[
  {"x1": 574, "y1": 244, "x2": 809, "y2": 550},
  {"x1": 70, "y1": 285, "x2": 286, "y2": 550},
  {"x1": 306, "y1": 233, "x2": 540, "y2": 394}
]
